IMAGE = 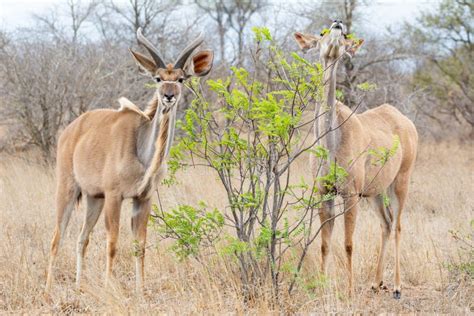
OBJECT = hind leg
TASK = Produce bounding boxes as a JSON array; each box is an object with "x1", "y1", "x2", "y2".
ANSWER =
[
  {"x1": 45, "y1": 178, "x2": 80, "y2": 293},
  {"x1": 392, "y1": 174, "x2": 410, "y2": 299},
  {"x1": 75, "y1": 195, "x2": 104, "y2": 288}
]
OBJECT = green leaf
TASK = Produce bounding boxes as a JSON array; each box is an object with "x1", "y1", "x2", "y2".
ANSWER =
[
  {"x1": 357, "y1": 82, "x2": 377, "y2": 91},
  {"x1": 252, "y1": 26, "x2": 273, "y2": 42},
  {"x1": 151, "y1": 203, "x2": 224, "y2": 260}
]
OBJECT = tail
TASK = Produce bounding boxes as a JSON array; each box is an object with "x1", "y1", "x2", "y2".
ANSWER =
[{"x1": 137, "y1": 112, "x2": 170, "y2": 196}]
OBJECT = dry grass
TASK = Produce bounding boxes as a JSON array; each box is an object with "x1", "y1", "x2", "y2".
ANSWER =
[{"x1": 0, "y1": 141, "x2": 473, "y2": 314}]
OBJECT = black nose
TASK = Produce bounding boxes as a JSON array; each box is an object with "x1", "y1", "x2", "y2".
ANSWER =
[{"x1": 164, "y1": 94, "x2": 174, "y2": 101}]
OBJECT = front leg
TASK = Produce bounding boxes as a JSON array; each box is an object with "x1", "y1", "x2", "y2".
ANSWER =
[
  {"x1": 132, "y1": 197, "x2": 151, "y2": 293},
  {"x1": 343, "y1": 196, "x2": 359, "y2": 296},
  {"x1": 319, "y1": 199, "x2": 335, "y2": 275},
  {"x1": 104, "y1": 194, "x2": 123, "y2": 287}
]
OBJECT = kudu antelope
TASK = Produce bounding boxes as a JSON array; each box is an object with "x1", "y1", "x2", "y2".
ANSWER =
[
  {"x1": 45, "y1": 28, "x2": 213, "y2": 293},
  {"x1": 294, "y1": 21, "x2": 418, "y2": 299}
]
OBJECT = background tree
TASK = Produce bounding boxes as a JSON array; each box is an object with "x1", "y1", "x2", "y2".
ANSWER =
[
  {"x1": 194, "y1": 0, "x2": 230, "y2": 65},
  {"x1": 292, "y1": 0, "x2": 412, "y2": 112},
  {"x1": 404, "y1": 0, "x2": 473, "y2": 136},
  {"x1": 96, "y1": 0, "x2": 178, "y2": 44},
  {"x1": 0, "y1": 0, "x2": 471, "y2": 158},
  {"x1": 195, "y1": 0, "x2": 265, "y2": 67}
]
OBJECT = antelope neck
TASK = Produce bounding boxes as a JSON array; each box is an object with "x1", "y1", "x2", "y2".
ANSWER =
[
  {"x1": 137, "y1": 98, "x2": 177, "y2": 168},
  {"x1": 316, "y1": 58, "x2": 340, "y2": 162}
]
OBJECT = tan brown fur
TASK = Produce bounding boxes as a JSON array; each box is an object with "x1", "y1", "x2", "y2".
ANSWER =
[
  {"x1": 295, "y1": 21, "x2": 418, "y2": 299},
  {"x1": 45, "y1": 30, "x2": 214, "y2": 294}
]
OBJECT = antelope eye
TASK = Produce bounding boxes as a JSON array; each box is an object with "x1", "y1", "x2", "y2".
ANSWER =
[
  {"x1": 178, "y1": 78, "x2": 184, "y2": 83},
  {"x1": 155, "y1": 77, "x2": 161, "y2": 83}
]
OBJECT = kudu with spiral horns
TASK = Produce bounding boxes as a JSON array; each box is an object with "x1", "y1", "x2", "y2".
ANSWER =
[{"x1": 45, "y1": 28, "x2": 214, "y2": 293}]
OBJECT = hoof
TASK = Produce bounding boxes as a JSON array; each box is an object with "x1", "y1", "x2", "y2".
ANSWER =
[
  {"x1": 393, "y1": 290, "x2": 401, "y2": 299},
  {"x1": 74, "y1": 286, "x2": 85, "y2": 294},
  {"x1": 371, "y1": 281, "x2": 388, "y2": 293}
]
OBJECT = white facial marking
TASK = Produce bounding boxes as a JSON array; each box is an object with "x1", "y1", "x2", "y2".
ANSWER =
[
  {"x1": 330, "y1": 28, "x2": 342, "y2": 39},
  {"x1": 162, "y1": 99, "x2": 176, "y2": 107}
]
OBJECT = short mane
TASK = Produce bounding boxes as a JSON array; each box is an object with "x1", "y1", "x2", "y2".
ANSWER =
[{"x1": 117, "y1": 97, "x2": 150, "y2": 120}]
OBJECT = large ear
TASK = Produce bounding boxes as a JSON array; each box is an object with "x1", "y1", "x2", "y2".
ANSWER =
[
  {"x1": 129, "y1": 49, "x2": 157, "y2": 75},
  {"x1": 188, "y1": 50, "x2": 214, "y2": 77},
  {"x1": 344, "y1": 38, "x2": 364, "y2": 57},
  {"x1": 293, "y1": 32, "x2": 321, "y2": 52}
]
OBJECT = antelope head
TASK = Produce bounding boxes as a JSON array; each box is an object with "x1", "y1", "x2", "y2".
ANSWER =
[
  {"x1": 294, "y1": 20, "x2": 364, "y2": 67},
  {"x1": 130, "y1": 28, "x2": 214, "y2": 111}
]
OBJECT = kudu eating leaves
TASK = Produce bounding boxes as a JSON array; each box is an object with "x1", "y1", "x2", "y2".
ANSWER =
[
  {"x1": 45, "y1": 28, "x2": 213, "y2": 293},
  {"x1": 294, "y1": 21, "x2": 418, "y2": 299}
]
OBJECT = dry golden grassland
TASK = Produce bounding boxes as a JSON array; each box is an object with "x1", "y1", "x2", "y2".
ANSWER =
[{"x1": 1, "y1": 141, "x2": 473, "y2": 314}]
